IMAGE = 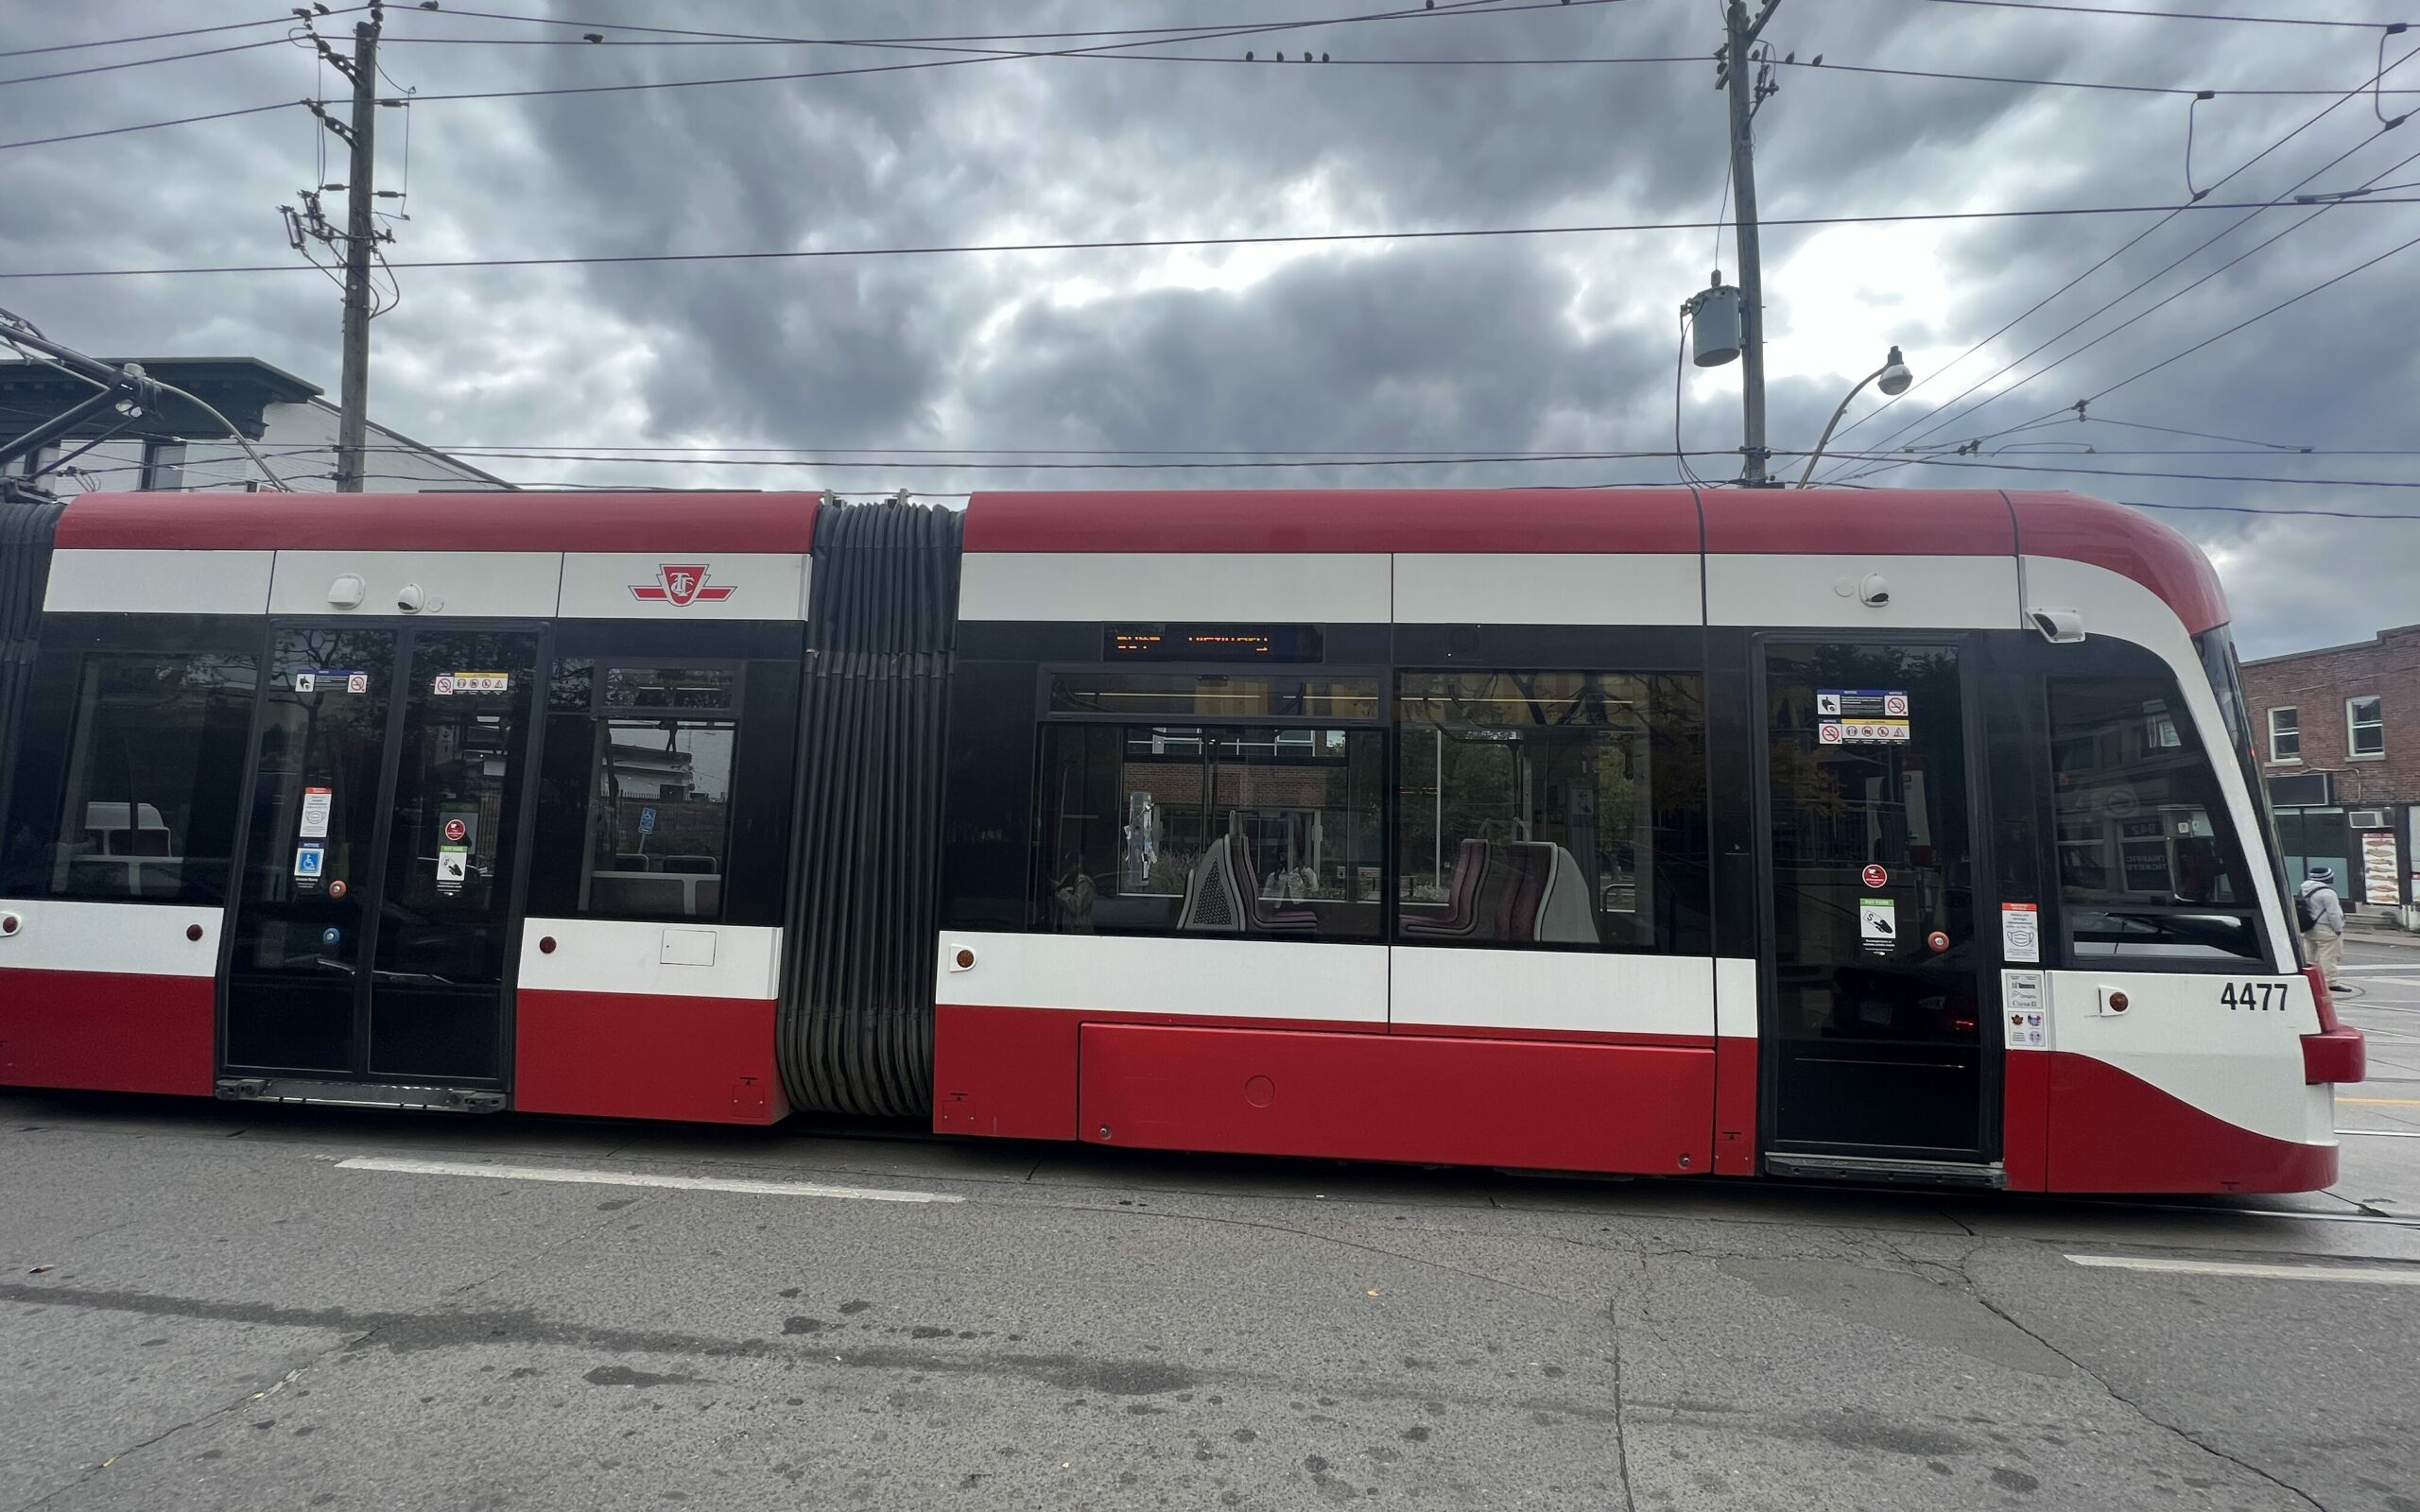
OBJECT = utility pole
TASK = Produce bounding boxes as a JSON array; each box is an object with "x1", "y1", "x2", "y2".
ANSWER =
[
  {"x1": 284, "y1": 4, "x2": 389, "y2": 493},
  {"x1": 1716, "y1": 0, "x2": 1782, "y2": 485},
  {"x1": 336, "y1": 12, "x2": 381, "y2": 493}
]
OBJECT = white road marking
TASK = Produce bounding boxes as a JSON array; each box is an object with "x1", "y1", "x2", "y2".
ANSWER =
[
  {"x1": 2344, "y1": 976, "x2": 2420, "y2": 988},
  {"x1": 2337, "y1": 1127, "x2": 2420, "y2": 1138},
  {"x1": 337, "y1": 1155, "x2": 962, "y2": 1204},
  {"x1": 2066, "y1": 1254, "x2": 2420, "y2": 1285},
  {"x1": 2336, "y1": 964, "x2": 2420, "y2": 973}
]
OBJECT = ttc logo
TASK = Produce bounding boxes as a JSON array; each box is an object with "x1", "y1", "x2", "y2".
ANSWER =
[{"x1": 629, "y1": 563, "x2": 735, "y2": 608}]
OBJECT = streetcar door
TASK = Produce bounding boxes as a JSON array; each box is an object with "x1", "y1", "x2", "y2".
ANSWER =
[
  {"x1": 1755, "y1": 641, "x2": 1992, "y2": 1167},
  {"x1": 221, "y1": 626, "x2": 541, "y2": 1098}
]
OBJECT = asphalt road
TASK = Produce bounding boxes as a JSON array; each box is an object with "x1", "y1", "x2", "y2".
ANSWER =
[{"x1": 6, "y1": 948, "x2": 2419, "y2": 1512}]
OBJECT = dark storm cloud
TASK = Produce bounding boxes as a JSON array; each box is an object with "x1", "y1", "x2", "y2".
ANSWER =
[{"x1": 0, "y1": 0, "x2": 2412, "y2": 654}]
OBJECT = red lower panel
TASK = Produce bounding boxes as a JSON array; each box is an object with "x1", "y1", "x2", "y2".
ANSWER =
[
  {"x1": 515, "y1": 990, "x2": 786, "y2": 1125},
  {"x1": 1079, "y1": 1022, "x2": 1714, "y2": 1175},
  {"x1": 0, "y1": 969, "x2": 215, "y2": 1096},
  {"x1": 933, "y1": 1005, "x2": 1390, "y2": 1142},
  {"x1": 1713, "y1": 1036, "x2": 1756, "y2": 1177},
  {"x1": 2045, "y1": 1052, "x2": 2334, "y2": 1194},
  {"x1": 2002, "y1": 1051, "x2": 2049, "y2": 1192}
]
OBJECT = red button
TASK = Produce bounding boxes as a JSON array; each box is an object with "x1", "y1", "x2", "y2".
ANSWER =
[{"x1": 538, "y1": 936, "x2": 557, "y2": 954}]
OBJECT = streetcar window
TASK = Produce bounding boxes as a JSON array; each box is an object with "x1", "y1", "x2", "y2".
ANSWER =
[
  {"x1": 1035, "y1": 723, "x2": 1384, "y2": 938},
  {"x1": 0, "y1": 649, "x2": 257, "y2": 904},
  {"x1": 2048, "y1": 674, "x2": 2263, "y2": 963},
  {"x1": 575, "y1": 718, "x2": 735, "y2": 920},
  {"x1": 532, "y1": 660, "x2": 740, "y2": 922},
  {"x1": 1394, "y1": 671, "x2": 1707, "y2": 954}
]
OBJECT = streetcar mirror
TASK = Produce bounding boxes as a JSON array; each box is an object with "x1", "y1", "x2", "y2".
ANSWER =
[{"x1": 2029, "y1": 607, "x2": 2085, "y2": 644}]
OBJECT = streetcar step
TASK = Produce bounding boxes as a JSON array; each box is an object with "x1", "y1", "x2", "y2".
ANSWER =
[
  {"x1": 1763, "y1": 1152, "x2": 2006, "y2": 1188},
  {"x1": 215, "y1": 1077, "x2": 506, "y2": 1113}
]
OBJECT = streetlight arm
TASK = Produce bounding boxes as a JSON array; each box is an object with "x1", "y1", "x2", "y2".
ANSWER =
[{"x1": 1797, "y1": 366, "x2": 1882, "y2": 487}]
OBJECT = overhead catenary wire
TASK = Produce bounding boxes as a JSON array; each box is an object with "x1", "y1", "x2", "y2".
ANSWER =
[
  {"x1": 1838, "y1": 169, "x2": 2420, "y2": 483},
  {"x1": 1824, "y1": 125, "x2": 2420, "y2": 481},
  {"x1": 6, "y1": 194, "x2": 2417, "y2": 277},
  {"x1": 1825, "y1": 38, "x2": 2418, "y2": 459},
  {"x1": 1914, "y1": 1, "x2": 2413, "y2": 27}
]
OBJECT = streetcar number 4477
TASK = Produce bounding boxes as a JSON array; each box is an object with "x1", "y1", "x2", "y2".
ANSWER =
[{"x1": 2220, "y1": 981, "x2": 2290, "y2": 1011}]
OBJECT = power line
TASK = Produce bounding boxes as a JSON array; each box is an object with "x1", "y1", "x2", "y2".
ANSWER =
[
  {"x1": 7, "y1": 194, "x2": 2416, "y2": 278},
  {"x1": 0, "y1": 9, "x2": 360, "y2": 60},
  {"x1": 0, "y1": 0, "x2": 1601, "y2": 150},
  {"x1": 1825, "y1": 40, "x2": 2416, "y2": 458},
  {"x1": 415, "y1": 1, "x2": 1608, "y2": 50},
  {"x1": 1915, "y1": 1, "x2": 2413, "y2": 27},
  {"x1": 366, "y1": 31, "x2": 2420, "y2": 98},
  {"x1": 0, "y1": 35, "x2": 301, "y2": 88},
  {"x1": 0, "y1": 101, "x2": 302, "y2": 152}
]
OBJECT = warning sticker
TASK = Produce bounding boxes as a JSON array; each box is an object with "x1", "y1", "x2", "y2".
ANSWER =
[
  {"x1": 294, "y1": 841, "x2": 325, "y2": 887},
  {"x1": 432, "y1": 672, "x2": 510, "y2": 696},
  {"x1": 299, "y1": 786, "x2": 333, "y2": 840},
  {"x1": 1821, "y1": 719, "x2": 1911, "y2": 746},
  {"x1": 2001, "y1": 901, "x2": 2040, "y2": 964},
  {"x1": 436, "y1": 846, "x2": 469, "y2": 893},
  {"x1": 296, "y1": 669, "x2": 366, "y2": 695},
  {"x1": 2003, "y1": 971, "x2": 2047, "y2": 1049},
  {"x1": 1859, "y1": 896, "x2": 1896, "y2": 954},
  {"x1": 1818, "y1": 689, "x2": 1909, "y2": 719}
]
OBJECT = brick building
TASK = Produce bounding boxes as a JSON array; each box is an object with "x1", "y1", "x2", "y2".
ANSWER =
[{"x1": 2238, "y1": 624, "x2": 2420, "y2": 917}]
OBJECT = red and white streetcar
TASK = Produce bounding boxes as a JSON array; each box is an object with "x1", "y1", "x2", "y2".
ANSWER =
[{"x1": 0, "y1": 486, "x2": 2364, "y2": 1193}]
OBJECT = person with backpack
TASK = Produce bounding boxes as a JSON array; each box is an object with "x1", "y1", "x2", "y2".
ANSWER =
[{"x1": 2297, "y1": 867, "x2": 2346, "y2": 989}]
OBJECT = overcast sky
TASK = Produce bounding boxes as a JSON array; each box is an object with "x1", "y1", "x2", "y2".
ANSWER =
[{"x1": 2, "y1": 0, "x2": 2414, "y2": 657}]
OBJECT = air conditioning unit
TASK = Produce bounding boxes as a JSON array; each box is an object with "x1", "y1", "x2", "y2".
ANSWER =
[{"x1": 2348, "y1": 809, "x2": 2392, "y2": 830}]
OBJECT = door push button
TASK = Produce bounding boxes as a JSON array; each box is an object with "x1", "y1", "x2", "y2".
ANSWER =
[
  {"x1": 0, "y1": 912, "x2": 20, "y2": 937},
  {"x1": 2097, "y1": 987, "x2": 2131, "y2": 1017}
]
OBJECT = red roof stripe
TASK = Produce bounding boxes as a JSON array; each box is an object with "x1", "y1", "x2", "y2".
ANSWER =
[{"x1": 2005, "y1": 490, "x2": 2230, "y2": 637}]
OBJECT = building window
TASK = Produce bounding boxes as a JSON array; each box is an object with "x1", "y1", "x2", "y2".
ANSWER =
[
  {"x1": 142, "y1": 440, "x2": 187, "y2": 490},
  {"x1": 2267, "y1": 706, "x2": 2300, "y2": 763},
  {"x1": 2347, "y1": 695, "x2": 2385, "y2": 758},
  {"x1": 1394, "y1": 670, "x2": 1706, "y2": 953}
]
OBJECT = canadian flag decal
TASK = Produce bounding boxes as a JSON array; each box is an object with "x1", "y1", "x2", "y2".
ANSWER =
[{"x1": 630, "y1": 564, "x2": 735, "y2": 607}]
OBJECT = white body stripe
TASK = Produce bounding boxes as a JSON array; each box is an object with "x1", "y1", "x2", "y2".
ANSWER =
[
  {"x1": 517, "y1": 919, "x2": 782, "y2": 1001},
  {"x1": 268, "y1": 550, "x2": 562, "y2": 618},
  {"x1": 938, "y1": 931, "x2": 1387, "y2": 1022},
  {"x1": 1713, "y1": 957, "x2": 1757, "y2": 1040},
  {"x1": 557, "y1": 553, "x2": 810, "y2": 620},
  {"x1": 0, "y1": 900, "x2": 221, "y2": 977},
  {"x1": 44, "y1": 549, "x2": 272, "y2": 615},
  {"x1": 1391, "y1": 554, "x2": 1703, "y2": 627},
  {"x1": 1703, "y1": 553, "x2": 2021, "y2": 629},
  {"x1": 1388, "y1": 947, "x2": 1713, "y2": 1037},
  {"x1": 2040, "y1": 969, "x2": 2332, "y2": 1145},
  {"x1": 959, "y1": 552, "x2": 1392, "y2": 624}
]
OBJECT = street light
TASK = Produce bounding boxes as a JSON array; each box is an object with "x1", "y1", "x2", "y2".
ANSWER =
[{"x1": 1797, "y1": 346, "x2": 1913, "y2": 487}]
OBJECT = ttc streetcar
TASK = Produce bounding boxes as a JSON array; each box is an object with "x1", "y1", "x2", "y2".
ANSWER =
[{"x1": 0, "y1": 487, "x2": 2365, "y2": 1194}]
